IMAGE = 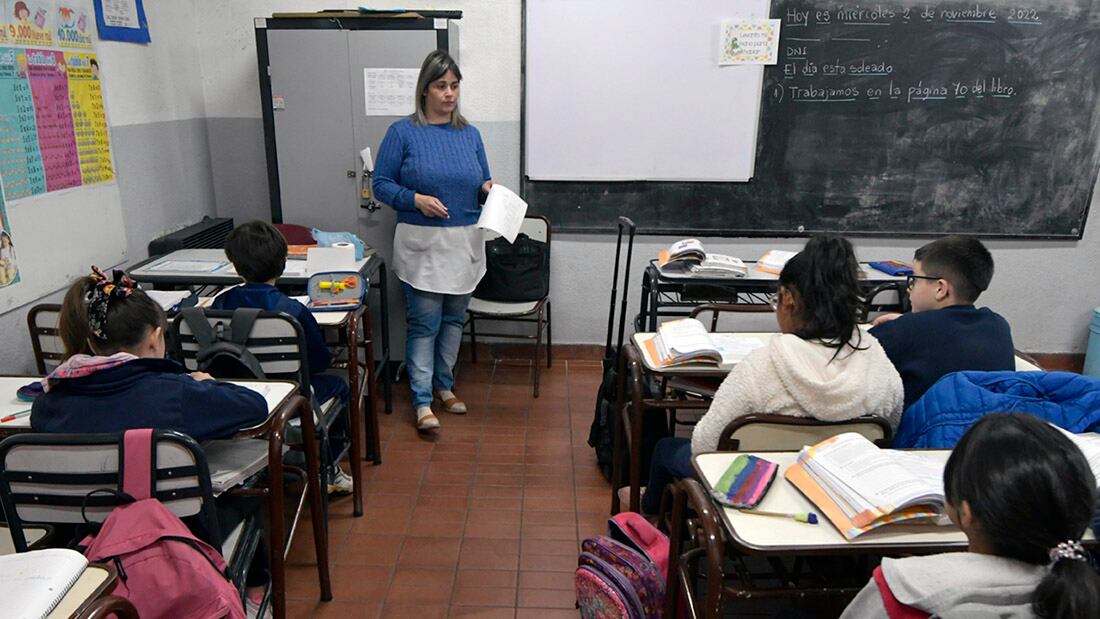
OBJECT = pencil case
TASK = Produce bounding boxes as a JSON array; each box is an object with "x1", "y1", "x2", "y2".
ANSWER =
[
  {"x1": 869, "y1": 261, "x2": 913, "y2": 276},
  {"x1": 711, "y1": 455, "x2": 779, "y2": 509},
  {"x1": 307, "y1": 271, "x2": 365, "y2": 311}
]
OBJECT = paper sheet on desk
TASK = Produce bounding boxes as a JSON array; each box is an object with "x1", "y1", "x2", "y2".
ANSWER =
[{"x1": 478, "y1": 184, "x2": 528, "y2": 243}]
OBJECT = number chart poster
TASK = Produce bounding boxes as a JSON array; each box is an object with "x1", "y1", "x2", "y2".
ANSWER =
[{"x1": 0, "y1": 0, "x2": 109, "y2": 202}]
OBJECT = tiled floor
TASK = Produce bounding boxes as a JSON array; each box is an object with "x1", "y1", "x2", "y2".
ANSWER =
[{"x1": 285, "y1": 358, "x2": 608, "y2": 618}]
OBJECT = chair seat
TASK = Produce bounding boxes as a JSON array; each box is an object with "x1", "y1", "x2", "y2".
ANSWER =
[
  {"x1": 221, "y1": 519, "x2": 246, "y2": 561},
  {"x1": 468, "y1": 297, "x2": 541, "y2": 316}
]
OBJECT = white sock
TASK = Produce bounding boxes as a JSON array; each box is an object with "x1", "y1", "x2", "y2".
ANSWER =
[
  {"x1": 438, "y1": 389, "x2": 457, "y2": 401},
  {"x1": 416, "y1": 406, "x2": 434, "y2": 419}
]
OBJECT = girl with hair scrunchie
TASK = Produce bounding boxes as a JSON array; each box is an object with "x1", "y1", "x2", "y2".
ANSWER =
[{"x1": 841, "y1": 413, "x2": 1100, "y2": 618}]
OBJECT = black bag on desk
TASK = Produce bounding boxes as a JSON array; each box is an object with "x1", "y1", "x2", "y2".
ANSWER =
[{"x1": 474, "y1": 233, "x2": 549, "y2": 302}]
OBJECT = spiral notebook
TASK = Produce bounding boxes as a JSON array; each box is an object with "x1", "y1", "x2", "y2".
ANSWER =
[{"x1": 0, "y1": 548, "x2": 88, "y2": 619}]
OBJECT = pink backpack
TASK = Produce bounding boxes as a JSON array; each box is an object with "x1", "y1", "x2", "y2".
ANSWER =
[
  {"x1": 576, "y1": 536, "x2": 665, "y2": 618},
  {"x1": 609, "y1": 513, "x2": 669, "y2": 579},
  {"x1": 81, "y1": 429, "x2": 246, "y2": 619}
]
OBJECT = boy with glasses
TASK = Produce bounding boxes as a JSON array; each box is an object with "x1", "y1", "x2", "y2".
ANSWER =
[{"x1": 870, "y1": 235, "x2": 1014, "y2": 409}]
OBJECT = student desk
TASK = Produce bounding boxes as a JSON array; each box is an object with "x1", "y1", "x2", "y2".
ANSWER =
[
  {"x1": 0, "y1": 377, "x2": 332, "y2": 619},
  {"x1": 611, "y1": 333, "x2": 1049, "y2": 514},
  {"x1": 48, "y1": 562, "x2": 117, "y2": 619},
  {"x1": 127, "y1": 248, "x2": 394, "y2": 416},
  {"x1": 637, "y1": 261, "x2": 908, "y2": 331}
]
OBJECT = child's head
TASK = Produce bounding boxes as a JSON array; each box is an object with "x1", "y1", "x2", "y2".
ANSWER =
[
  {"x1": 224, "y1": 221, "x2": 287, "y2": 283},
  {"x1": 59, "y1": 267, "x2": 166, "y2": 359},
  {"x1": 944, "y1": 413, "x2": 1100, "y2": 617},
  {"x1": 776, "y1": 234, "x2": 862, "y2": 351},
  {"x1": 910, "y1": 235, "x2": 993, "y2": 311}
]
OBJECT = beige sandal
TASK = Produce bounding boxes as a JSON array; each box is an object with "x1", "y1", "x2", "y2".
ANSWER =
[
  {"x1": 436, "y1": 392, "x2": 467, "y2": 415},
  {"x1": 416, "y1": 407, "x2": 440, "y2": 431}
]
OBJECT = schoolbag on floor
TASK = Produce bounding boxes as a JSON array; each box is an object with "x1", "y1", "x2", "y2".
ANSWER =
[
  {"x1": 576, "y1": 536, "x2": 665, "y2": 619},
  {"x1": 80, "y1": 429, "x2": 245, "y2": 619},
  {"x1": 180, "y1": 307, "x2": 266, "y2": 379}
]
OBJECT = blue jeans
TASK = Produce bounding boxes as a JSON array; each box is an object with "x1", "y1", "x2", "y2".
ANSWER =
[
  {"x1": 641, "y1": 437, "x2": 694, "y2": 515},
  {"x1": 402, "y1": 282, "x2": 471, "y2": 409}
]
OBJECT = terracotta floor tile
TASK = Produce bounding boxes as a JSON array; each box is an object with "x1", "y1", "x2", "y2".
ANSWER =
[
  {"x1": 515, "y1": 609, "x2": 580, "y2": 619},
  {"x1": 287, "y1": 600, "x2": 381, "y2": 619},
  {"x1": 335, "y1": 533, "x2": 404, "y2": 566},
  {"x1": 520, "y1": 539, "x2": 580, "y2": 557},
  {"x1": 519, "y1": 553, "x2": 577, "y2": 572},
  {"x1": 408, "y1": 507, "x2": 467, "y2": 537},
  {"x1": 454, "y1": 568, "x2": 519, "y2": 590},
  {"x1": 520, "y1": 524, "x2": 578, "y2": 541},
  {"x1": 521, "y1": 511, "x2": 578, "y2": 527},
  {"x1": 448, "y1": 606, "x2": 516, "y2": 618},
  {"x1": 465, "y1": 518, "x2": 520, "y2": 539},
  {"x1": 518, "y1": 570, "x2": 575, "y2": 590},
  {"x1": 451, "y1": 585, "x2": 518, "y2": 607},
  {"x1": 330, "y1": 565, "x2": 392, "y2": 602},
  {"x1": 284, "y1": 564, "x2": 329, "y2": 600},
  {"x1": 421, "y1": 483, "x2": 474, "y2": 497},
  {"x1": 387, "y1": 583, "x2": 454, "y2": 605},
  {"x1": 379, "y1": 604, "x2": 449, "y2": 619},
  {"x1": 517, "y1": 588, "x2": 576, "y2": 609},
  {"x1": 398, "y1": 537, "x2": 462, "y2": 567},
  {"x1": 363, "y1": 493, "x2": 418, "y2": 510},
  {"x1": 458, "y1": 539, "x2": 521, "y2": 570},
  {"x1": 352, "y1": 506, "x2": 412, "y2": 535},
  {"x1": 471, "y1": 495, "x2": 523, "y2": 511},
  {"x1": 522, "y1": 496, "x2": 574, "y2": 512},
  {"x1": 391, "y1": 566, "x2": 457, "y2": 589}
]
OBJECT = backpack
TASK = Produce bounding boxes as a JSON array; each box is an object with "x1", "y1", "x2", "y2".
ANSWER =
[
  {"x1": 474, "y1": 233, "x2": 550, "y2": 302},
  {"x1": 576, "y1": 536, "x2": 665, "y2": 619},
  {"x1": 180, "y1": 307, "x2": 266, "y2": 379},
  {"x1": 80, "y1": 429, "x2": 246, "y2": 619},
  {"x1": 608, "y1": 513, "x2": 669, "y2": 579}
]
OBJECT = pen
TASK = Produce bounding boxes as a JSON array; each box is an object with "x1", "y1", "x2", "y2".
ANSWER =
[
  {"x1": 0, "y1": 409, "x2": 32, "y2": 423},
  {"x1": 737, "y1": 508, "x2": 818, "y2": 524}
]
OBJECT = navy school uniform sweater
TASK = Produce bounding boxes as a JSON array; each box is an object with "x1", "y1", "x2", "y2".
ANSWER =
[
  {"x1": 31, "y1": 358, "x2": 268, "y2": 442},
  {"x1": 869, "y1": 304, "x2": 1015, "y2": 410}
]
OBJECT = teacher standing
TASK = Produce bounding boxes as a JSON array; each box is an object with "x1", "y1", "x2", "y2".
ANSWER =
[{"x1": 373, "y1": 50, "x2": 493, "y2": 432}]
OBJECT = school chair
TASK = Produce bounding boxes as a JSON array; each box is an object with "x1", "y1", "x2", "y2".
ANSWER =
[
  {"x1": 716, "y1": 414, "x2": 894, "y2": 451},
  {"x1": 0, "y1": 431, "x2": 264, "y2": 611},
  {"x1": 859, "y1": 281, "x2": 909, "y2": 322},
  {"x1": 26, "y1": 303, "x2": 64, "y2": 375},
  {"x1": 77, "y1": 595, "x2": 140, "y2": 619},
  {"x1": 169, "y1": 309, "x2": 364, "y2": 518},
  {"x1": 464, "y1": 215, "x2": 553, "y2": 396},
  {"x1": 664, "y1": 478, "x2": 864, "y2": 619}
]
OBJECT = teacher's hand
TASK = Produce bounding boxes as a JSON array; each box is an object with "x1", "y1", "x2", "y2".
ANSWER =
[
  {"x1": 482, "y1": 179, "x2": 494, "y2": 194},
  {"x1": 414, "y1": 193, "x2": 449, "y2": 218}
]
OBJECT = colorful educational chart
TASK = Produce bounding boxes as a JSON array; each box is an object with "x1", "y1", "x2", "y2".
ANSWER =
[
  {"x1": 28, "y1": 48, "x2": 78, "y2": 191},
  {"x1": 6, "y1": 0, "x2": 55, "y2": 47},
  {"x1": 66, "y1": 51, "x2": 108, "y2": 183},
  {"x1": 0, "y1": 190, "x2": 19, "y2": 289},
  {"x1": 720, "y1": 19, "x2": 781, "y2": 65},
  {"x1": 56, "y1": 1, "x2": 92, "y2": 49},
  {"x1": 0, "y1": 47, "x2": 46, "y2": 198}
]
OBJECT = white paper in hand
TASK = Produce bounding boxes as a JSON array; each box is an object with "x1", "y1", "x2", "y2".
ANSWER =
[{"x1": 478, "y1": 184, "x2": 528, "y2": 243}]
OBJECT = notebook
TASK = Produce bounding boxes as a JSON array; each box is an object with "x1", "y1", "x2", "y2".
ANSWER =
[
  {"x1": 0, "y1": 548, "x2": 88, "y2": 619},
  {"x1": 644, "y1": 318, "x2": 767, "y2": 370},
  {"x1": 203, "y1": 438, "x2": 275, "y2": 494}
]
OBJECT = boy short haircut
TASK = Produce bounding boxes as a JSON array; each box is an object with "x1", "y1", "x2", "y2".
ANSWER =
[
  {"x1": 224, "y1": 221, "x2": 287, "y2": 283},
  {"x1": 913, "y1": 235, "x2": 994, "y2": 304}
]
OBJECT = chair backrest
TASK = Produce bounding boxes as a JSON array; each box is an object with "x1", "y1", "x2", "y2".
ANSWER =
[
  {"x1": 716, "y1": 414, "x2": 893, "y2": 451},
  {"x1": 0, "y1": 430, "x2": 219, "y2": 552},
  {"x1": 688, "y1": 303, "x2": 774, "y2": 332},
  {"x1": 27, "y1": 303, "x2": 64, "y2": 375},
  {"x1": 170, "y1": 309, "x2": 311, "y2": 393},
  {"x1": 519, "y1": 215, "x2": 550, "y2": 244},
  {"x1": 860, "y1": 281, "x2": 908, "y2": 321}
]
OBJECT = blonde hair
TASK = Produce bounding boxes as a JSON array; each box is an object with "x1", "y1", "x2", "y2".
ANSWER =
[{"x1": 412, "y1": 50, "x2": 467, "y2": 128}]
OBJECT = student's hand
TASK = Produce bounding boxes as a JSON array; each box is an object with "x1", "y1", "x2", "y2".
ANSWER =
[
  {"x1": 414, "y1": 193, "x2": 449, "y2": 218},
  {"x1": 189, "y1": 371, "x2": 215, "y2": 382},
  {"x1": 481, "y1": 179, "x2": 494, "y2": 194},
  {"x1": 871, "y1": 312, "x2": 903, "y2": 327}
]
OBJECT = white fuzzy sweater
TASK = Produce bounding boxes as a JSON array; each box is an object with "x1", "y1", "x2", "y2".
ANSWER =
[{"x1": 690, "y1": 331, "x2": 903, "y2": 453}]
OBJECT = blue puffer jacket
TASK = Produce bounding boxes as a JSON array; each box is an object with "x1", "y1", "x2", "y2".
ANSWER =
[{"x1": 894, "y1": 371, "x2": 1100, "y2": 448}]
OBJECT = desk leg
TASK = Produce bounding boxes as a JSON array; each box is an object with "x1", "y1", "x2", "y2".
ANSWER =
[
  {"x1": 361, "y1": 305, "x2": 382, "y2": 465},
  {"x1": 611, "y1": 349, "x2": 627, "y2": 515},
  {"x1": 647, "y1": 269, "x2": 660, "y2": 332},
  {"x1": 301, "y1": 400, "x2": 333, "y2": 602},
  {"x1": 346, "y1": 312, "x2": 365, "y2": 517},
  {"x1": 267, "y1": 427, "x2": 287, "y2": 619},
  {"x1": 627, "y1": 351, "x2": 644, "y2": 514},
  {"x1": 378, "y1": 267, "x2": 393, "y2": 414}
]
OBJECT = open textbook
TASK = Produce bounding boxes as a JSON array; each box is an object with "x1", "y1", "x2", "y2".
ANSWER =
[
  {"x1": 643, "y1": 318, "x2": 767, "y2": 370},
  {"x1": 784, "y1": 433, "x2": 948, "y2": 539},
  {"x1": 658, "y1": 239, "x2": 747, "y2": 278},
  {"x1": 0, "y1": 548, "x2": 88, "y2": 618}
]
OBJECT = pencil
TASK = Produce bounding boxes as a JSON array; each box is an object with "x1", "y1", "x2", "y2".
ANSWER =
[
  {"x1": 737, "y1": 508, "x2": 818, "y2": 524},
  {"x1": 0, "y1": 409, "x2": 32, "y2": 423}
]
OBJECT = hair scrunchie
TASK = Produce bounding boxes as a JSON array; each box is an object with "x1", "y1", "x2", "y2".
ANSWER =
[
  {"x1": 86, "y1": 265, "x2": 136, "y2": 341},
  {"x1": 1048, "y1": 540, "x2": 1087, "y2": 564}
]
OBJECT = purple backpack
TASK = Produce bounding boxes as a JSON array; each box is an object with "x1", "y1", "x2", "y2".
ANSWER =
[
  {"x1": 576, "y1": 535, "x2": 665, "y2": 618},
  {"x1": 80, "y1": 429, "x2": 246, "y2": 619}
]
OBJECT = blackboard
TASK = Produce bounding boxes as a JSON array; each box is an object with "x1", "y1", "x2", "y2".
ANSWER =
[{"x1": 521, "y1": 0, "x2": 1100, "y2": 238}]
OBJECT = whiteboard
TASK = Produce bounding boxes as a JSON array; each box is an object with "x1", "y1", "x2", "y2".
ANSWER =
[
  {"x1": 0, "y1": 182, "x2": 126, "y2": 313},
  {"x1": 524, "y1": 0, "x2": 772, "y2": 182}
]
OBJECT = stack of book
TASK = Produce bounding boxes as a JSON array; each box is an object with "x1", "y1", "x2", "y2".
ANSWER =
[
  {"x1": 658, "y1": 239, "x2": 748, "y2": 278},
  {"x1": 644, "y1": 318, "x2": 766, "y2": 370}
]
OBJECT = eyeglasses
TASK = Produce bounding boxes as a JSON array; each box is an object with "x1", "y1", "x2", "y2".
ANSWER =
[{"x1": 905, "y1": 274, "x2": 942, "y2": 289}]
